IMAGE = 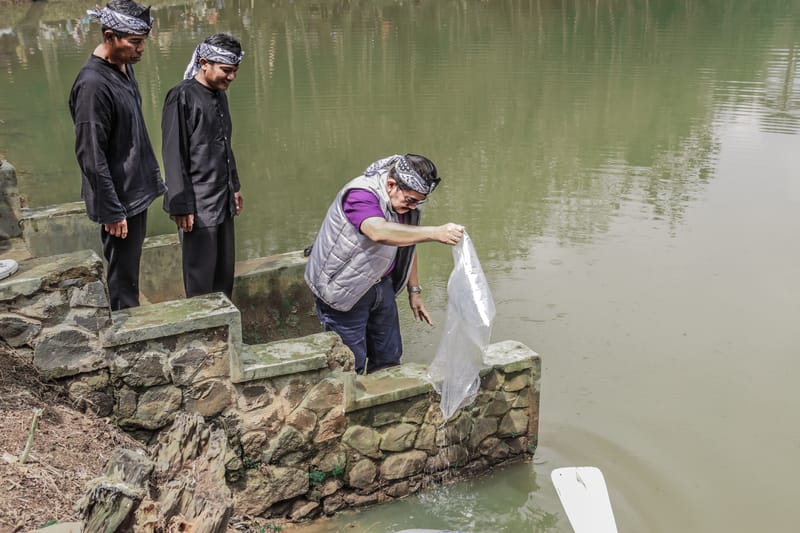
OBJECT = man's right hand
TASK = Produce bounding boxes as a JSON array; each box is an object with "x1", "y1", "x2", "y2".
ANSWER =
[
  {"x1": 175, "y1": 214, "x2": 195, "y2": 232},
  {"x1": 437, "y1": 223, "x2": 465, "y2": 246},
  {"x1": 104, "y1": 219, "x2": 128, "y2": 239}
]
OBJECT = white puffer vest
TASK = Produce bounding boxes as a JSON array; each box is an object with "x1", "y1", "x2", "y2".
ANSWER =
[{"x1": 305, "y1": 171, "x2": 420, "y2": 311}]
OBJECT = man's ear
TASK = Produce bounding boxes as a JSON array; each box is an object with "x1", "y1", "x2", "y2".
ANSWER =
[
  {"x1": 103, "y1": 30, "x2": 115, "y2": 42},
  {"x1": 199, "y1": 57, "x2": 209, "y2": 68}
]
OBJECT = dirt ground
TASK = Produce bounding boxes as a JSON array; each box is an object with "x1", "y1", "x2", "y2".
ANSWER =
[{"x1": 0, "y1": 344, "x2": 144, "y2": 532}]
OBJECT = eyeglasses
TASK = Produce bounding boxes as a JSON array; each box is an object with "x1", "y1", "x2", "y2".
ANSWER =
[
  {"x1": 395, "y1": 186, "x2": 427, "y2": 206},
  {"x1": 402, "y1": 193, "x2": 426, "y2": 206}
]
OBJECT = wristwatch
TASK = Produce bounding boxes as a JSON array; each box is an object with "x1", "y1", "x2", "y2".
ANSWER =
[{"x1": 407, "y1": 285, "x2": 422, "y2": 294}]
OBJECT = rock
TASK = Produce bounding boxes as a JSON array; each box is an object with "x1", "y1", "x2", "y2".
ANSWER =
[
  {"x1": 124, "y1": 385, "x2": 182, "y2": 430},
  {"x1": 285, "y1": 407, "x2": 317, "y2": 434},
  {"x1": 315, "y1": 406, "x2": 345, "y2": 443},
  {"x1": 17, "y1": 290, "x2": 68, "y2": 322},
  {"x1": 380, "y1": 423, "x2": 418, "y2": 452},
  {"x1": 469, "y1": 416, "x2": 498, "y2": 448},
  {"x1": 69, "y1": 281, "x2": 109, "y2": 308},
  {"x1": 78, "y1": 448, "x2": 154, "y2": 532},
  {"x1": 347, "y1": 458, "x2": 377, "y2": 489},
  {"x1": 512, "y1": 388, "x2": 530, "y2": 408},
  {"x1": 0, "y1": 313, "x2": 41, "y2": 347},
  {"x1": 401, "y1": 399, "x2": 428, "y2": 424},
  {"x1": 290, "y1": 499, "x2": 320, "y2": 520},
  {"x1": 33, "y1": 325, "x2": 107, "y2": 379},
  {"x1": 300, "y1": 378, "x2": 343, "y2": 413},
  {"x1": 184, "y1": 379, "x2": 233, "y2": 418},
  {"x1": 502, "y1": 371, "x2": 530, "y2": 392},
  {"x1": 233, "y1": 466, "x2": 308, "y2": 516},
  {"x1": 380, "y1": 450, "x2": 427, "y2": 480},
  {"x1": 311, "y1": 446, "x2": 347, "y2": 474},
  {"x1": 64, "y1": 307, "x2": 111, "y2": 332},
  {"x1": 342, "y1": 425, "x2": 382, "y2": 459},
  {"x1": 235, "y1": 381, "x2": 278, "y2": 411},
  {"x1": 147, "y1": 413, "x2": 234, "y2": 533},
  {"x1": 169, "y1": 341, "x2": 228, "y2": 386},
  {"x1": 263, "y1": 425, "x2": 308, "y2": 464},
  {"x1": 414, "y1": 423, "x2": 436, "y2": 451},
  {"x1": 498, "y1": 408, "x2": 529, "y2": 438},
  {"x1": 482, "y1": 391, "x2": 514, "y2": 416},
  {"x1": 111, "y1": 349, "x2": 169, "y2": 388},
  {"x1": 482, "y1": 369, "x2": 505, "y2": 391}
]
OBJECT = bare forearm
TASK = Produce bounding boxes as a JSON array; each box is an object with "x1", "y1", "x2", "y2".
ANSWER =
[
  {"x1": 360, "y1": 219, "x2": 434, "y2": 246},
  {"x1": 361, "y1": 218, "x2": 463, "y2": 246}
]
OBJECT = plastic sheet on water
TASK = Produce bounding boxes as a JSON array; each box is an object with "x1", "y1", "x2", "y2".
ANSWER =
[{"x1": 428, "y1": 232, "x2": 496, "y2": 422}]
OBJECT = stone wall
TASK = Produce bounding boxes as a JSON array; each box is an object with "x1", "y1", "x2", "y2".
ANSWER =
[{"x1": 0, "y1": 249, "x2": 541, "y2": 525}]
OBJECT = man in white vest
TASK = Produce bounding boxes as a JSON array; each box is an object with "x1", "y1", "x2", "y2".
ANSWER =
[{"x1": 305, "y1": 154, "x2": 464, "y2": 374}]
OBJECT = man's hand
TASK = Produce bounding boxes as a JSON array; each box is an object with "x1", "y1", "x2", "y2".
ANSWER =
[
  {"x1": 175, "y1": 214, "x2": 194, "y2": 232},
  {"x1": 409, "y1": 293, "x2": 433, "y2": 325},
  {"x1": 436, "y1": 223, "x2": 465, "y2": 246},
  {"x1": 234, "y1": 192, "x2": 244, "y2": 216},
  {"x1": 104, "y1": 219, "x2": 128, "y2": 238}
]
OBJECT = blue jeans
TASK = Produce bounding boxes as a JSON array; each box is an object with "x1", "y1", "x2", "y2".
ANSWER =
[{"x1": 314, "y1": 277, "x2": 403, "y2": 374}]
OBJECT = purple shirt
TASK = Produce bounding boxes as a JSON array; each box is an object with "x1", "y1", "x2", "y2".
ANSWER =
[
  {"x1": 343, "y1": 189, "x2": 385, "y2": 231},
  {"x1": 343, "y1": 189, "x2": 395, "y2": 276}
]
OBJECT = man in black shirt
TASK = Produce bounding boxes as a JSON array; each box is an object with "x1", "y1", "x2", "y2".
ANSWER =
[
  {"x1": 69, "y1": 0, "x2": 165, "y2": 310},
  {"x1": 161, "y1": 33, "x2": 245, "y2": 299}
]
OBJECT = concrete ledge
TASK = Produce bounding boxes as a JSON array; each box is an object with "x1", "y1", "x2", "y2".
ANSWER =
[
  {"x1": 139, "y1": 233, "x2": 183, "y2": 302},
  {"x1": 237, "y1": 331, "x2": 336, "y2": 381},
  {"x1": 347, "y1": 341, "x2": 540, "y2": 413},
  {"x1": 348, "y1": 363, "x2": 434, "y2": 412},
  {"x1": 235, "y1": 250, "x2": 308, "y2": 277},
  {"x1": 20, "y1": 201, "x2": 98, "y2": 258},
  {"x1": 481, "y1": 340, "x2": 539, "y2": 375},
  {"x1": 101, "y1": 292, "x2": 241, "y2": 349}
]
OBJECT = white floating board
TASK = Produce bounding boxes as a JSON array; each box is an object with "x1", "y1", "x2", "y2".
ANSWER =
[{"x1": 551, "y1": 466, "x2": 618, "y2": 533}]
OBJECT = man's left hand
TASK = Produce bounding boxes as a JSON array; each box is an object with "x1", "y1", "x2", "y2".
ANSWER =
[
  {"x1": 234, "y1": 192, "x2": 244, "y2": 216},
  {"x1": 409, "y1": 293, "x2": 432, "y2": 325}
]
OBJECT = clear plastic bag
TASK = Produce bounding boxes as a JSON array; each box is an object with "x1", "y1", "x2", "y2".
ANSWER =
[{"x1": 428, "y1": 231, "x2": 496, "y2": 422}]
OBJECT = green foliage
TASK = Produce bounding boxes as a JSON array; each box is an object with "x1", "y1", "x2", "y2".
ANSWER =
[
  {"x1": 259, "y1": 524, "x2": 283, "y2": 532},
  {"x1": 330, "y1": 463, "x2": 344, "y2": 477},
  {"x1": 243, "y1": 457, "x2": 261, "y2": 469},
  {"x1": 308, "y1": 469, "x2": 327, "y2": 486},
  {"x1": 38, "y1": 520, "x2": 58, "y2": 529}
]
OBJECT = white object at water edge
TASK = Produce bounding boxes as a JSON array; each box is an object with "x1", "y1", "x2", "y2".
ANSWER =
[{"x1": 551, "y1": 466, "x2": 618, "y2": 533}]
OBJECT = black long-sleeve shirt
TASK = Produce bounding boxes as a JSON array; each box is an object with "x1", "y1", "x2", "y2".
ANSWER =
[
  {"x1": 161, "y1": 78, "x2": 240, "y2": 228},
  {"x1": 69, "y1": 55, "x2": 164, "y2": 224}
]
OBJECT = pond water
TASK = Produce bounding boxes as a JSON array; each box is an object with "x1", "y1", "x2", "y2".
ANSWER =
[{"x1": 1, "y1": 1, "x2": 799, "y2": 531}]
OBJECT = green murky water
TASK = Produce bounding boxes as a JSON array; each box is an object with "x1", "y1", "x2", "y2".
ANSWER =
[{"x1": 1, "y1": 1, "x2": 799, "y2": 531}]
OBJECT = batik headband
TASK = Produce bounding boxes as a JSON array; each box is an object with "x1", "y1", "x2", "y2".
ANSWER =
[
  {"x1": 364, "y1": 154, "x2": 438, "y2": 195},
  {"x1": 183, "y1": 42, "x2": 245, "y2": 80},
  {"x1": 87, "y1": 5, "x2": 153, "y2": 35}
]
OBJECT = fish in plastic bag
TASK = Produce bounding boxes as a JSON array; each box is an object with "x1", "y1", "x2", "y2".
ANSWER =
[{"x1": 428, "y1": 231, "x2": 495, "y2": 422}]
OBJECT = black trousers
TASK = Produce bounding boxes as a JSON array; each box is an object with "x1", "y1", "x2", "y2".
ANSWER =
[
  {"x1": 101, "y1": 210, "x2": 147, "y2": 311},
  {"x1": 180, "y1": 216, "x2": 235, "y2": 299}
]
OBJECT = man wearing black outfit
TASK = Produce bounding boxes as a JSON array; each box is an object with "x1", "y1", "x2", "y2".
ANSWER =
[
  {"x1": 69, "y1": 0, "x2": 165, "y2": 310},
  {"x1": 161, "y1": 33, "x2": 245, "y2": 299}
]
